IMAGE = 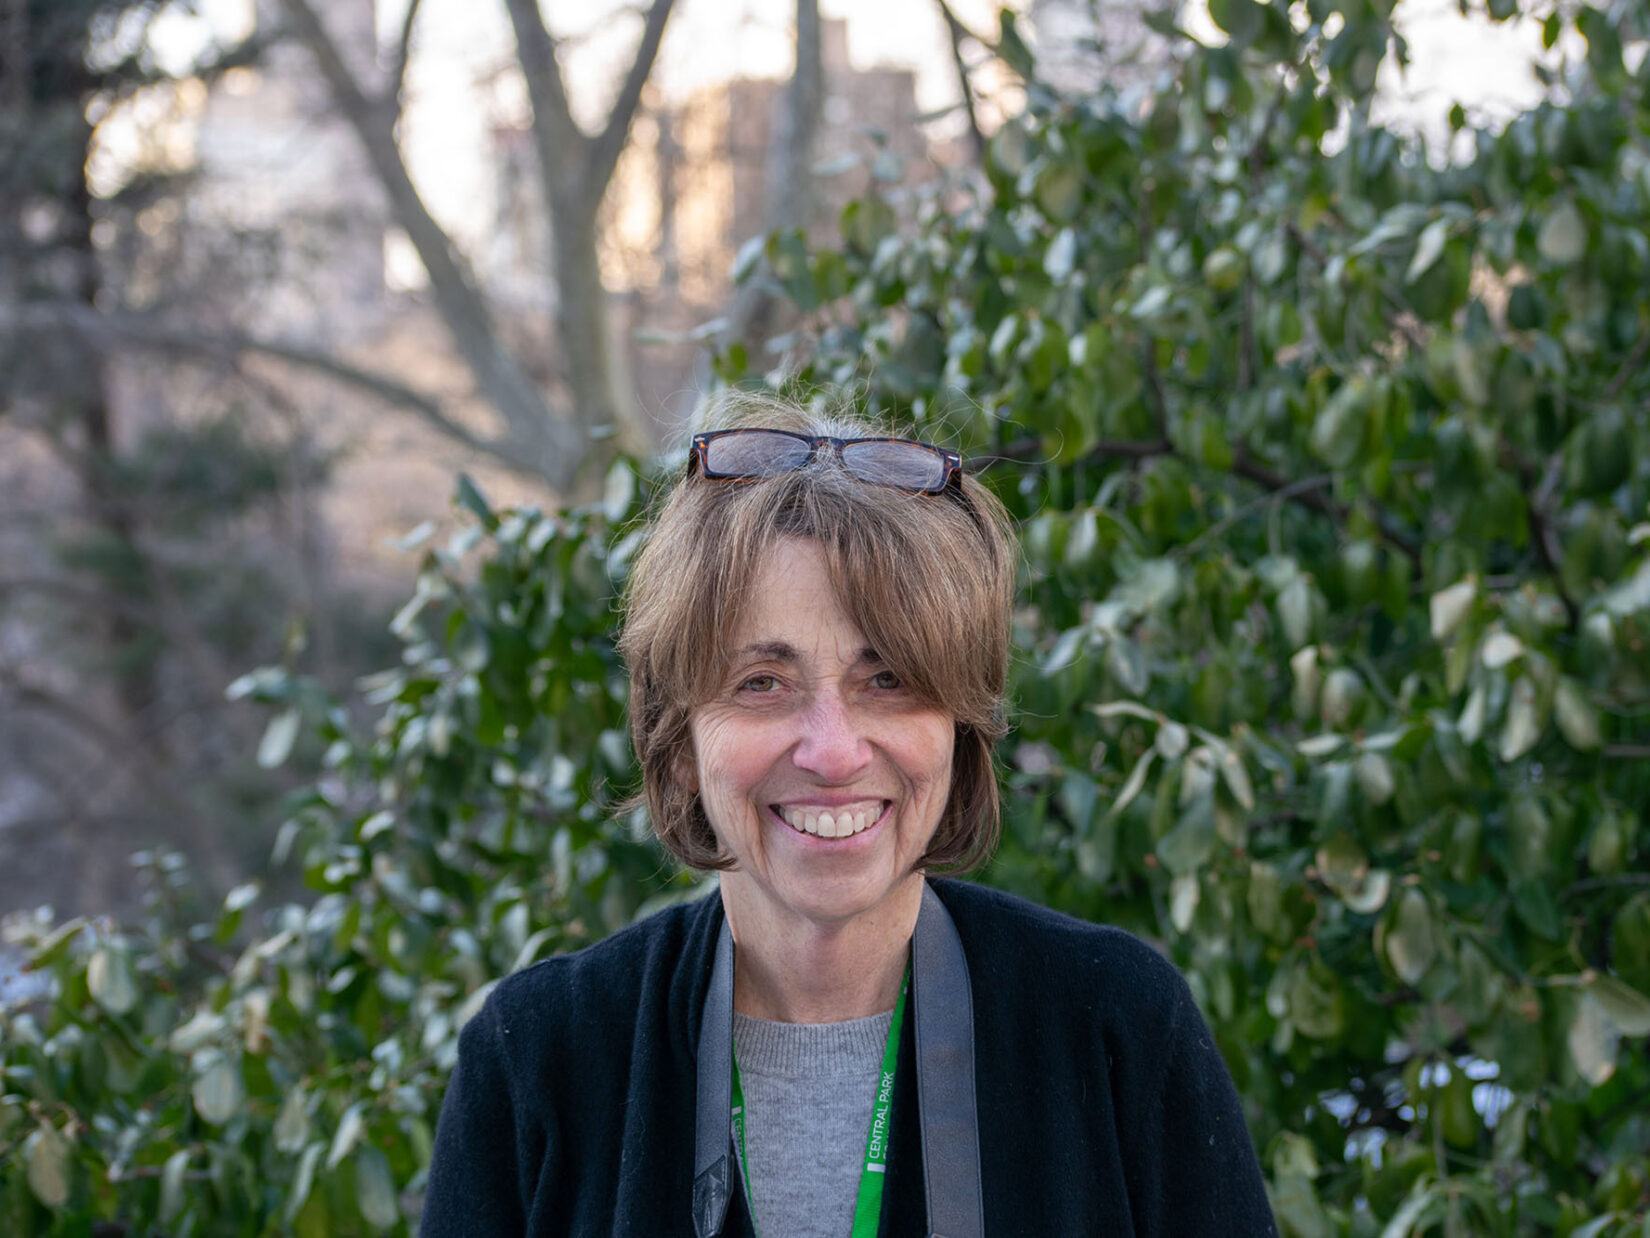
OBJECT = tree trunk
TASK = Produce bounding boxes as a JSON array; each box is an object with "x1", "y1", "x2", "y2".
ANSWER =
[
  {"x1": 60, "y1": 74, "x2": 163, "y2": 736},
  {"x1": 550, "y1": 202, "x2": 619, "y2": 456},
  {"x1": 726, "y1": 0, "x2": 823, "y2": 352},
  {"x1": 504, "y1": 0, "x2": 676, "y2": 468},
  {"x1": 767, "y1": 0, "x2": 823, "y2": 243}
]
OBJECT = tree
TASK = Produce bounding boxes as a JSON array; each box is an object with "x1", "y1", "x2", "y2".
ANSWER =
[
  {"x1": 274, "y1": 0, "x2": 675, "y2": 488},
  {"x1": 6, "y1": 0, "x2": 1650, "y2": 1234},
  {"x1": 0, "y1": 0, "x2": 348, "y2": 913}
]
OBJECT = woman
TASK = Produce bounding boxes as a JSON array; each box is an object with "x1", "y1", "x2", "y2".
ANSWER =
[{"x1": 420, "y1": 398, "x2": 1279, "y2": 1236}]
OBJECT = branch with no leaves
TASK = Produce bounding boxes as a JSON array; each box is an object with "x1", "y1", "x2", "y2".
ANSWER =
[
  {"x1": 8, "y1": 300, "x2": 550, "y2": 482},
  {"x1": 276, "y1": 0, "x2": 580, "y2": 484},
  {"x1": 386, "y1": 0, "x2": 426, "y2": 118},
  {"x1": 933, "y1": 0, "x2": 987, "y2": 161},
  {"x1": 504, "y1": 0, "x2": 677, "y2": 209}
]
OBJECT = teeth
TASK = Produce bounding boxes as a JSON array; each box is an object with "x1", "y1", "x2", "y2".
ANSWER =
[{"x1": 781, "y1": 805, "x2": 878, "y2": 838}]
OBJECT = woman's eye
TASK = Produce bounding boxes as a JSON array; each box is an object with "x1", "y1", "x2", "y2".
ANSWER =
[
  {"x1": 740, "y1": 674, "x2": 778, "y2": 693},
  {"x1": 870, "y1": 669, "x2": 902, "y2": 690}
]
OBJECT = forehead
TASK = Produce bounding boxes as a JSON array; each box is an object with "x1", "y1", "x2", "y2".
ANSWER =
[{"x1": 729, "y1": 539, "x2": 870, "y2": 660}]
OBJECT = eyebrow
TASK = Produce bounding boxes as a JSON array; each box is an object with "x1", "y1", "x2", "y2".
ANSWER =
[{"x1": 734, "y1": 641, "x2": 884, "y2": 664}]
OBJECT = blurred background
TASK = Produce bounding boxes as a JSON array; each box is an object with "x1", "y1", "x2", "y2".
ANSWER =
[
  {"x1": 8, "y1": 1, "x2": 1650, "y2": 1232},
  {"x1": 0, "y1": 0, "x2": 1558, "y2": 926}
]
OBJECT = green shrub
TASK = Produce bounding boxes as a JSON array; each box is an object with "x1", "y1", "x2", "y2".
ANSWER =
[{"x1": 6, "y1": 1, "x2": 1650, "y2": 1233}]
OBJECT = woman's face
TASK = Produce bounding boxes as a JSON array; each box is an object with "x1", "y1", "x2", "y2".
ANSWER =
[{"x1": 688, "y1": 537, "x2": 954, "y2": 932}]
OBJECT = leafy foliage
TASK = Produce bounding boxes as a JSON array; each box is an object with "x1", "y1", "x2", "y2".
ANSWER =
[{"x1": 6, "y1": 0, "x2": 1650, "y2": 1234}]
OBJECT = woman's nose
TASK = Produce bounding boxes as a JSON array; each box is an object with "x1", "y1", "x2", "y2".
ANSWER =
[{"x1": 791, "y1": 690, "x2": 873, "y2": 782}]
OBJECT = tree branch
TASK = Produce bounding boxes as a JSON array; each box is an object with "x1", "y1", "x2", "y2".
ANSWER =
[
  {"x1": 386, "y1": 0, "x2": 426, "y2": 116},
  {"x1": 588, "y1": 0, "x2": 678, "y2": 196},
  {"x1": 984, "y1": 430, "x2": 1422, "y2": 566},
  {"x1": 934, "y1": 0, "x2": 987, "y2": 161},
  {"x1": 276, "y1": 0, "x2": 579, "y2": 486},
  {"x1": 105, "y1": 28, "x2": 279, "y2": 100},
  {"x1": 503, "y1": 0, "x2": 592, "y2": 209},
  {"x1": 9, "y1": 300, "x2": 552, "y2": 482},
  {"x1": 727, "y1": 0, "x2": 823, "y2": 351}
]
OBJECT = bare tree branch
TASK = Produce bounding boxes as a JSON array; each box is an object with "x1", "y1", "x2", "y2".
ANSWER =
[
  {"x1": 588, "y1": 0, "x2": 677, "y2": 197},
  {"x1": 8, "y1": 300, "x2": 551, "y2": 481},
  {"x1": 275, "y1": 0, "x2": 583, "y2": 487},
  {"x1": 387, "y1": 0, "x2": 426, "y2": 116},
  {"x1": 503, "y1": 0, "x2": 590, "y2": 209},
  {"x1": 104, "y1": 28, "x2": 280, "y2": 100},
  {"x1": 502, "y1": 0, "x2": 678, "y2": 456},
  {"x1": 934, "y1": 0, "x2": 987, "y2": 161}
]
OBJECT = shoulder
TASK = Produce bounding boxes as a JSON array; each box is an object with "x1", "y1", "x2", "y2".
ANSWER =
[
  {"x1": 931, "y1": 878, "x2": 1191, "y2": 1028},
  {"x1": 468, "y1": 889, "x2": 721, "y2": 1053}
]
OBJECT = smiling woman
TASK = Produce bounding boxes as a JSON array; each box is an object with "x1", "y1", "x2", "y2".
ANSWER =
[{"x1": 418, "y1": 393, "x2": 1279, "y2": 1237}]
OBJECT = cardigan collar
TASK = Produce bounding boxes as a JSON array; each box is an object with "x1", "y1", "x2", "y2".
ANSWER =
[{"x1": 692, "y1": 881, "x2": 984, "y2": 1238}]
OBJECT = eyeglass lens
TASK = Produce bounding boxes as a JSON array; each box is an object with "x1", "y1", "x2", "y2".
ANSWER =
[
  {"x1": 702, "y1": 432, "x2": 948, "y2": 491},
  {"x1": 839, "y1": 441, "x2": 947, "y2": 490},
  {"x1": 702, "y1": 430, "x2": 811, "y2": 477}
]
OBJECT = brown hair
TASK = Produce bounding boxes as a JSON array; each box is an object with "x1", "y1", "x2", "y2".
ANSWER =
[{"x1": 618, "y1": 393, "x2": 1017, "y2": 873}]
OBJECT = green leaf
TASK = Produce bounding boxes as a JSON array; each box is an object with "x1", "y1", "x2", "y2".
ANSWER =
[
  {"x1": 1109, "y1": 748, "x2": 1157, "y2": 819},
  {"x1": 731, "y1": 234, "x2": 765, "y2": 284},
  {"x1": 327, "y1": 1102, "x2": 366, "y2": 1172},
  {"x1": 1568, "y1": 992, "x2": 1620, "y2": 1085},
  {"x1": 275, "y1": 1087, "x2": 311, "y2": 1153},
  {"x1": 87, "y1": 946, "x2": 138, "y2": 1016},
  {"x1": 24, "y1": 1124, "x2": 71, "y2": 1209},
  {"x1": 1553, "y1": 679, "x2": 1601, "y2": 750},
  {"x1": 455, "y1": 473, "x2": 496, "y2": 528},
  {"x1": 1429, "y1": 577, "x2": 1476, "y2": 642},
  {"x1": 1309, "y1": 381, "x2": 1367, "y2": 469},
  {"x1": 1405, "y1": 218, "x2": 1449, "y2": 283},
  {"x1": 1588, "y1": 976, "x2": 1650, "y2": 1036},
  {"x1": 1157, "y1": 802, "x2": 1215, "y2": 876},
  {"x1": 356, "y1": 1144, "x2": 400, "y2": 1229},
  {"x1": 1537, "y1": 199, "x2": 1588, "y2": 266},
  {"x1": 1170, "y1": 874, "x2": 1200, "y2": 933},
  {"x1": 286, "y1": 1142, "x2": 325, "y2": 1223},
  {"x1": 192, "y1": 1051, "x2": 244, "y2": 1126},
  {"x1": 1045, "y1": 227, "x2": 1079, "y2": 280},
  {"x1": 1381, "y1": 1181, "x2": 1439, "y2": 1238},
  {"x1": 160, "y1": 1149, "x2": 191, "y2": 1223},
  {"x1": 258, "y1": 707, "x2": 301, "y2": 769},
  {"x1": 1498, "y1": 676, "x2": 1541, "y2": 762},
  {"x1": 1387, "y1": 889, "x2": 1437, "y2": 986}
]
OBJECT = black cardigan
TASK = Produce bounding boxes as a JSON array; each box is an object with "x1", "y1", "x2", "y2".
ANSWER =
[{"x1": 420, "y1": 878, "x2": 1279, "y2": 1236}]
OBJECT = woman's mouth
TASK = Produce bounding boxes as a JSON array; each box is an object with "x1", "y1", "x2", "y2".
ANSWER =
[{"x1": 774, "y1": 801, "x2": 888, "y2": 839}]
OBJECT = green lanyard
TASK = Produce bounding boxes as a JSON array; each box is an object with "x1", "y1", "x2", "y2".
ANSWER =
[{"x1": 730, "y1": 964, "x2": 911, "y2": 1238}]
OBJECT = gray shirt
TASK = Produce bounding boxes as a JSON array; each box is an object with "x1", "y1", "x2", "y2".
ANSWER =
[{"x1": 731, "y1": 1009, "x2": 895, "y2": 1238}]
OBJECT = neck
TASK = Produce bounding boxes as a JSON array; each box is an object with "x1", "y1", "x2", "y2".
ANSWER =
[{"x1": 722, "y1": 874, "x2": 923, "y2": 1023}]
